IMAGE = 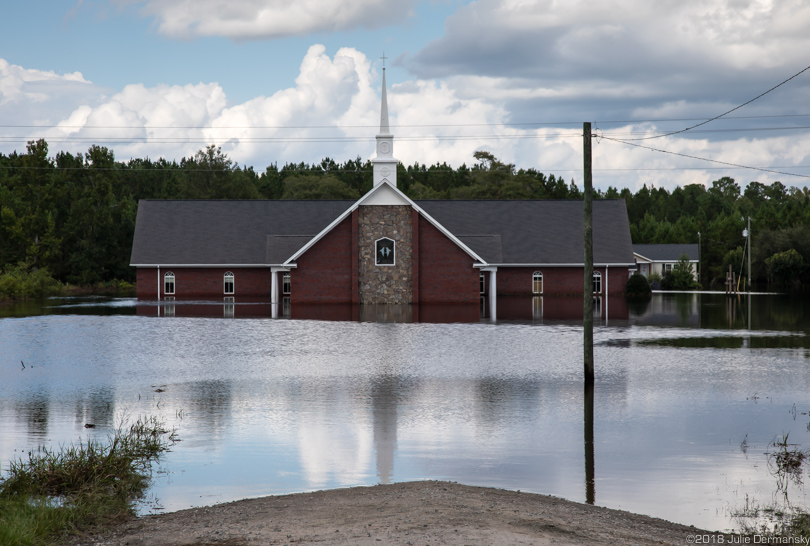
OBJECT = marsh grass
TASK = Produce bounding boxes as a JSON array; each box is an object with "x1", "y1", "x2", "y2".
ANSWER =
[
  {"x1": 733, "y1": 433, "x2": 810, "y2": 539},
  {"x1": 0, "y1": 416, "x2": 176, "y2": 546}
]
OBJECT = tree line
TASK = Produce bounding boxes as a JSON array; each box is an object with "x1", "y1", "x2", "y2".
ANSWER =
[{"x1": 2, "y1": 140, "x2": 809, "y2": 294}]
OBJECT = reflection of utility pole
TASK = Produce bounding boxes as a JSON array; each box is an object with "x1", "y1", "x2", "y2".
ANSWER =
[
  {"x1": 697, "y1": 231, "x2": 701, "y2": 287},
  {"x1": 584, "y1": 382, "x2": 595, "y2": 505},
  {"x1": 583, "y1": 122, "x2": 594, "y2": 383}
]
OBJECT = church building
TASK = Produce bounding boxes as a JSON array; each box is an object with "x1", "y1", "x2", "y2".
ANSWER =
[{"x1": 130, "y1": 69, "x2": 635, "y2": 305}]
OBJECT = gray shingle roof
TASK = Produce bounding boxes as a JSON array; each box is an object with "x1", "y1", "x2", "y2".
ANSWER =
[
  {"x1": 416, "y1": 200, "x2": 634, "y2": 264},
  {"x1": 130, "y1": 200, "x2": 352, "y2": 265},
  {"x1": 131, "y1": 199, "x2": 635, "y2": 266},
  {"x1": 633, "y1": 244, "x2": 698, "y2": 261}
]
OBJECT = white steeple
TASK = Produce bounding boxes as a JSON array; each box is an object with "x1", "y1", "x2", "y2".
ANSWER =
[{"x1": 372, "y1": 66, "x2": 397, "y2": 188}]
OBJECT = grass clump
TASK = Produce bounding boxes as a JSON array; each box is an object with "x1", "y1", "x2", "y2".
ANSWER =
[{"x1": 0, "y1": 416, "x2": 176, "y2": 546}]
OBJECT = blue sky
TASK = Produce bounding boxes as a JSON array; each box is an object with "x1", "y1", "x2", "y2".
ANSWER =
[{"x1": 2, "y1": 0, "x2": 810, "y2": 191}]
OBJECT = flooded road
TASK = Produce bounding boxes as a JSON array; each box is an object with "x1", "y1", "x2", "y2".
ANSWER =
[{"x1": 1, "y1": 292, "x2": 809, "y2": 532}]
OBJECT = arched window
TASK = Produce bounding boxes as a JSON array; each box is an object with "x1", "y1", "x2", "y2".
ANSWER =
[
  {"x1": 164, "y1": 272, "x2": 175, "y2": 295},
  {"x1": 592, "y1": 271, "x2": 602, "y2": 294},
  {"x1": 532, "y1": 271, "x2": 543, "y2": 294},
  {"x1": 224, "y1": 272, "x2": 234, "y2": 294}
]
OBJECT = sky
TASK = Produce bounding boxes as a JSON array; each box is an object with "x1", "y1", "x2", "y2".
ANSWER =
[{"x1": 1, "y1": 0, "x2": 810, "y2": 192}]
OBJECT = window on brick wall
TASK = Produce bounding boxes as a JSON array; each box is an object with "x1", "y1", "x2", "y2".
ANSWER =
[
  {"x1": 164, "y1": 272, "x2": 175, "y2": 295},
  {"x1": 480, "y1": 273, "x2": 485, "y2": 294},
  {"x1": 283, "y1": 273, "x2": 291, "y2": 294},
  {"x1": 224, "y1": 272, "x2": 235, "y2": 294},
  {"x1": 592, "y1": 271, "x2": 602, "y2": 294},
  {"x1": 532, "y1": 271, "x2": 543, "y2": 294}
]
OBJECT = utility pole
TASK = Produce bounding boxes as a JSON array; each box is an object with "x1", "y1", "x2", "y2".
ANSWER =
[
  {"x1": 747, "y1": 216, "x2": 752, "y2": 291},
  {"x1": 583, "y1": 122, "x2": 594, "y2": 383}
]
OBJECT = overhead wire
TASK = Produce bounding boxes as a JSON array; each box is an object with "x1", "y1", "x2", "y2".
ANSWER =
[
  {"x1": 600, "y1": 135, "x2": 810, "y2": 179},
  {"x1": 609, "y1": 63, "x2": 810, "y2": 141},
  {"x1": 1, "y1": 112, "x2": 810, "y2": 131}
]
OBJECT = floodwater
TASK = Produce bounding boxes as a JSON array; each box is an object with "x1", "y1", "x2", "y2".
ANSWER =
[{"x1": 2, "y1": 293, "x2": 810, "y2": 532}]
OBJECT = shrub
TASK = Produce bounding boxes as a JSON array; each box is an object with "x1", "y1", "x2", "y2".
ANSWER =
[
  {"x1": 626, "y1": 273, "x2": 652, "y2": 298},
  {"x1": 0, "y1": 262, "x2": 64, "y2": 301}
]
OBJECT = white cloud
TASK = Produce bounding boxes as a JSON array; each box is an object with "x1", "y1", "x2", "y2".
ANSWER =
[
  {"x1": 408, "y1": 0, "x2": 810, "y2": 128},
  {"x1": 0, "y1": 58, "x2": 89, "y2": 105},
  {"x1": 3, "y1": 45, "x2": 809, "y2": 192},
  {"x1": 121, "y1": 0, "x2": 415, "y2": 40}
]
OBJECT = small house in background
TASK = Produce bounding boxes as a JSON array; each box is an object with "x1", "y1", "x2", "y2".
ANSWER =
[{"x1": 633, "y1": 244, "x2": 699, "y2": 280}]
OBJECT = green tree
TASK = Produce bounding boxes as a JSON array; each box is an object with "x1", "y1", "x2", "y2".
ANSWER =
[
  {"x1": 766, "y1": 249, "x2": 804, "y2": 289},
  {"x1": 670, "y1": 254, "x2": 698, "y2": 290},
  {"x1": 281, "y1": 174, "x2": 360, "y2": 199}
]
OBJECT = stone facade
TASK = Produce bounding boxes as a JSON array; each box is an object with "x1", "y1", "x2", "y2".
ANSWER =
[{"x1": 358, "y1": 205, "x2": 413, "y2": 304}]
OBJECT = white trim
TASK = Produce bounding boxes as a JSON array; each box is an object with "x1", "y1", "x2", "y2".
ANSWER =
[
  {"x1": 474, "y1": 262, "x2": 635, "y2": 268},
  {"x1": 375, "y1": 237, "x2": 396, "y2": 266},
  {"x1": 532, "y1": 271, "x2": 543, "y2": 295},
  {"x1": 633, "y1": 252, "x2": 698, "y2": 264},
  {"x1": 132, "y1": 264, "x2": 295, "y2": 268},
  {"x1": 163, "y1": 271, "x2": 176, "y2": 295},
  {"x1": 284, "y1": 180, "x2": 487, "y2": 266},
  {"x1": 224, "y1": 271, "x2": 235, "y2": 295}
]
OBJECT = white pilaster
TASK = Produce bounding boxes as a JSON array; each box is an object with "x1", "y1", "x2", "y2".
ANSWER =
[{"x1": 271, "y1": 267, "x2": 288, "y2": 305}]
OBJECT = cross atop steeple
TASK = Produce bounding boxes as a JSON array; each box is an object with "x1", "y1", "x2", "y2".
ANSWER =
[{"x1": 380, "y1": 52, "x2": 388, "y2": 69}]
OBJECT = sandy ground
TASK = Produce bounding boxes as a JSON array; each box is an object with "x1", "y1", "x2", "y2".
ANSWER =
[{"x1": 65, "y1": 481, "x2": 710, "y2": 545}]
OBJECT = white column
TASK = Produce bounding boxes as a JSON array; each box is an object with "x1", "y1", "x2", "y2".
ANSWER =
[
  {"x1": 605, "y1": 265, "x2": 609, "y2": 325},
  {"x1": 483, "y1": 267, "x2": 498, "y2": 322},
  {"x1": 271, "y1": 269, "x2": 278, "y2": 304}
]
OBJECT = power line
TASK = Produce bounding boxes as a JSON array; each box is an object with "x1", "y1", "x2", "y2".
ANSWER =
[
  {"x1": 601, "y1": 135, "x2": 810, "y2": 179},
  {"x1": 2, "y1": 113, "x2": 810, "y2": 131},
  {"x1": 3, "y1": 161, "x2": 809, "y2": 174},
  {"x1": 611, "y1": 63, "x2": 810, "y2": 141},
  {"x1": 3, "y1": 123, "x2": 810, "y2": 146}
]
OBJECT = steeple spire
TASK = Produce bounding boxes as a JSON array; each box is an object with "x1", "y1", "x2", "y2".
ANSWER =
[
  {"x1": 372, "y1": 58, "x2": 397, "y2": 188},
  {"x1": 380, "y1": 67, "x2": 390, "y2": 134}
]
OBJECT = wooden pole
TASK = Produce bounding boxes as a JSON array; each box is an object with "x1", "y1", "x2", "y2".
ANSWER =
[
  {"x1": 584, "y1": 381, "x2": 595, "y2": 504},
  {"x1": 747, "y1": 216, "x2": 752, "y2": 291},
  {"x1": 583, "y1": 122, "x2": 594, "y2": 383}
]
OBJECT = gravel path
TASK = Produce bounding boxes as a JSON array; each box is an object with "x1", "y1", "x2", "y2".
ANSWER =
[{"x1": 67, "y1": 481, "x2": 708, "y2": 545}]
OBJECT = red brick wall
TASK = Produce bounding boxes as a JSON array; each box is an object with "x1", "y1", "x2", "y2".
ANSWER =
[
  {"x1": 136, "y1": 268, "x2": 159, "y2": 299},
  {"x1": 418, "y1": 215, "x2": 479, "y2": 303},
  {"x1": 496, "y1": 266, "x2": 629, "y2": 296},
  {"x1": 136, "y1": 267, "x2": 271, "y2": 299},
  {"x1": 293, "y1": 216, "x2": 353, "y2": 304}
]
